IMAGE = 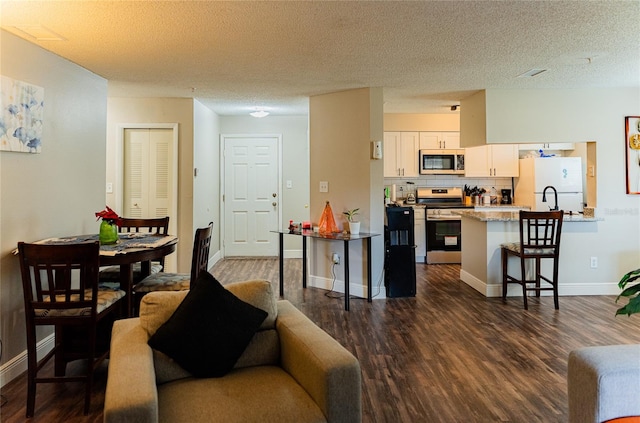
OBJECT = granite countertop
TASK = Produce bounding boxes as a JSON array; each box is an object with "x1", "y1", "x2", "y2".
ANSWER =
[
  {"x1": 473, "y1": 204, "x2": 528, "y2": 209},
  {"x1": 454, "y1": 210, "x2": 603, "y2": 222}
]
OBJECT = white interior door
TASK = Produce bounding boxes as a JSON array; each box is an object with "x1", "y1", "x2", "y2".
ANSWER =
[
  {"x1": 223, "y1": 136, "x2": 280, "y2": 257},
  {"x1": 123, "y1": 128, "x2": 173, "y2": 218}
]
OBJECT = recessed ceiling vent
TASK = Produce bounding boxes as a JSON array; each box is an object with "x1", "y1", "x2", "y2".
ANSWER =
[
  {"x1": 11, "y1": 25, "x2": 66, "y2": 41},
  {"x1": 517, "y1": 68, "x2": 547, "y2": 78}
]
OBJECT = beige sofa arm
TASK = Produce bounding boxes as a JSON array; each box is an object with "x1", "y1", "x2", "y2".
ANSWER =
[
  {"x1": 104, "y1": 318, "x2": 159, "y2": 423},
  {"x1": 276, "y1": 300, "x2": 362, "y2": 423}
]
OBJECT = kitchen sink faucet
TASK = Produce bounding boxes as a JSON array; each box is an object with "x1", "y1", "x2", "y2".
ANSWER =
[{"x1": 542, "y1": 186, "x2": 559, "y2": 211}]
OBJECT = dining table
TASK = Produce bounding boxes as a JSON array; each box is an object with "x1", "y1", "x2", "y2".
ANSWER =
[{"x1": 28, "y1": 233, "x2": 178, "y2": 317}]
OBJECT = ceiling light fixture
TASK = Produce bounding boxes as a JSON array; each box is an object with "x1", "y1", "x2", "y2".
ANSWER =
[
  {"x1": 517, "y1": 68, "x2": 547, "y2": 78},
  {"x1": 249, "y1": 109, "x2": 269, "y2": 118}
]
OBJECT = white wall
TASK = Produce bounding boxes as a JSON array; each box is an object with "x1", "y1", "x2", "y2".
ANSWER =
[
  {"x1": 0, "y1": 30, "x2": 108, "y2": 383},
  {"x1": 193, "y1": 100, "x2": 220, "y2": 258},
  {"x1": 462, "y1": 88, "x2": 640, "y2": 290},
  {"x1": 220, "y1": 115, "x2": 309, "y2": 254},
  {"x1": 308, "y1": 88, "x2": 385, "y2": 298}
]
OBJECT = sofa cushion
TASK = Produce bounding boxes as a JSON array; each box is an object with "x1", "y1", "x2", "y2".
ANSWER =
[
  {"x1": 157, "y1": 366, "x2": 327, "y2": 423},
  {"x1": 139, "y1": 279, "x2": 277, "y2": 337},
  {"x1": 148, "y1": 271, "x2": 268, "y2": 378},
  {"x1": 153, "y1": 329, "x2": 281, "y2": 385}
]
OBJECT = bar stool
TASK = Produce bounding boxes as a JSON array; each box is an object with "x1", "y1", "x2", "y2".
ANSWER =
[{"x1": 501, "y1": 210, "x2": 564, "y2": 309}]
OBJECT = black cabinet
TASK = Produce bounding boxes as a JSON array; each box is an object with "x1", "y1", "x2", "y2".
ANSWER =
[{"x1": 384, "y1": 207, "x2": 416, "y2": 297}]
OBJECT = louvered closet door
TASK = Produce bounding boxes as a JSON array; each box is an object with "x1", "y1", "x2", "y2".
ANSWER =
[{"x1": 123, "y1": 128, "x2": 173, "y2": 219}]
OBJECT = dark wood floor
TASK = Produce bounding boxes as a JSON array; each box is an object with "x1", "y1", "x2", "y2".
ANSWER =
[{"x1": 2, "y1": 259, "x2": 639, "y2": 422}]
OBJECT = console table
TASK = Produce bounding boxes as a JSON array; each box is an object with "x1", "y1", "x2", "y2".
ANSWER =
[{"x1": 272, "y1": 230, "x2": 380, "y2": 311}]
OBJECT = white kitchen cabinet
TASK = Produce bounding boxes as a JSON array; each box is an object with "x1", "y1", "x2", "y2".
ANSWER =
[
  {"x1": 419, "y1": 132, "x2": 460, "y2": 150},
  {"x1": 414, "y1": 207, "x2": 425, "y2": 262},
  {"x1": 384, "y1": 132, "x2": 419, "y2": 177},
  {"x1": 465, "y1": 144, "x2": 519, "y2": 177}
]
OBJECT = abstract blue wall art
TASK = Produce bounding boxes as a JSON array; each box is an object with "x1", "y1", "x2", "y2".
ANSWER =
[{"x1": 1, "y1": 75, "x2": 44, "y2": 153}]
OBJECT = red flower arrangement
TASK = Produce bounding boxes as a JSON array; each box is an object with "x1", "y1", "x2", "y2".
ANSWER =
[{"x1": 95, "y1": 206, "x2": 122, "y2": 226}]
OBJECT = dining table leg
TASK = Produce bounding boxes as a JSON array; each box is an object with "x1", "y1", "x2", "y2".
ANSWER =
[
  {"x1": 278, "y1": 232, "x2": 284, "y2": 297},
  {"x1": 367, "y1": 238, "x2": 372, "y2": 302},
  {"x1": 302, "y1": 235, "x2": 307, "y2": 288},
  {"x1": 344, "y1": 240, "x2": 350, "y2": 311},
  {"x1": 119, "y1": 263, "x2": 134, "y2": 317}
]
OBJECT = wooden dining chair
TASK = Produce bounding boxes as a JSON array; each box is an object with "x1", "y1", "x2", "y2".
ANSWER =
[
  {"x1": 132, "y1": 222, "x2": 213, "y2": 312},
  {"x1": 99, "y1": 216, "x2": 170, "y2": 283},
  {"x1": 501, "y1": 210, "x2": 564, "y2": 310},
  {"x1": 17, "y1": 241, "x2": 126, "y2": 417}
]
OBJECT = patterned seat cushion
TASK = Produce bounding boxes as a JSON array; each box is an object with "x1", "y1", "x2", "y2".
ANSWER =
[
  {"x1": 99, "y1": 262, "x2": 163, "y2": 282},
  {"x1": 134, "y1": 272, "x2": 190, "y2": 293},
  {"x1": 34, "y1": 288, "x2": 125, "y2": 317},
  {"x1": 501, "y1": 242, "x2": 555, "y2": 255}
]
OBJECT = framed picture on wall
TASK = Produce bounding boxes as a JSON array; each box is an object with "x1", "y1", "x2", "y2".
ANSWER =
[
  {"x1": 625, "y1": 116, "x2": 640, "y2": 194},
  {"x1": 0, "y1": 75, "x2": 44, "y2": 153}
]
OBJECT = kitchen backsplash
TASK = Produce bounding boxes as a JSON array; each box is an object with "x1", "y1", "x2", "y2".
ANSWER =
[{"x1": 384, "y1": 175, "x2": 513, "y2": 200}]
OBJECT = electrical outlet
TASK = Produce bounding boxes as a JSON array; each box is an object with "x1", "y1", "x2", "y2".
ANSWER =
[
  {"x1": 590, "y1": 257, "x2": 598, "y2": 269},
  {"x1": 319, "y1": 181, "x2": 329, "y2": 193},
  {"x1": 332, "y1": 252, "x2": 340, "y2": 264}
]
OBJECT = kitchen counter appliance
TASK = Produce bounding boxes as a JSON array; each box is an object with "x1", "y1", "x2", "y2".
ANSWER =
[
  {"x1": 384, "y1": 206, "x2": 416, "y2": 297},
  {"x1": 514, "y1": 157, "x2": 584, "y2": 212},
  {"x1": 419, "y1": 149, "x2": 465, "y2": 175},
  {"x1": 416, "y1": 187, "x2": 472, "y2": 264}
]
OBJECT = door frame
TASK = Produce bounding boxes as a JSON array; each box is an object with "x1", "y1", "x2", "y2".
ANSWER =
[
  {"x1": 220, "y1": 133, "x2": 282, "y2": 258},
  {"x1": 116, "y1": 123, "x2": 179, "y2": 239}
]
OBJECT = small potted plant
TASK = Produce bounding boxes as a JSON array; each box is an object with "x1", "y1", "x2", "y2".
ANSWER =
[
  {"x1": 343, "y1": 208, "x2": 360, "y2": 235},
  {"x1": 616, "y1": 268, "x2": 640, "y2": 316}
]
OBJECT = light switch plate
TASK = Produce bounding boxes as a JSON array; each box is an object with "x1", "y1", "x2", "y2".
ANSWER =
[{"x1": 319, "y1": 181, "x2": 329, "y2": 193}]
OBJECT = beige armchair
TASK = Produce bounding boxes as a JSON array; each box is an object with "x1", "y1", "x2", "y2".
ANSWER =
[{"x1": 104, "y1": 279, "x2": 362, "y2": 423}]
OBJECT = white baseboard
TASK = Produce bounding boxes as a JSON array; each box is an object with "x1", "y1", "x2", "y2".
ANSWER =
[
  {"x1": 283, "y1": 249, "x2": 302, "y2": 259},
  {"x1": 307, "y1": 274, "x2": 381, "y2": 300},
  {"x1": 460, "y1": 269, "x2": 621, "y2": 297},
  {"x1": 0, "y1": 333, "x2": 55, "y2": 388},
  {"x1": 209, "y1": 250, "x2": 222, "y2": 269}
]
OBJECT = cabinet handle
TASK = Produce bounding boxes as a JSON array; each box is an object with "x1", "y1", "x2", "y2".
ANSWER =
[
  {"x1": 443, "y1": 141, "x2": 446, "y2": 149},
  {"x1": 397, "y1": 168, "x2": 401, "y2": 176}
]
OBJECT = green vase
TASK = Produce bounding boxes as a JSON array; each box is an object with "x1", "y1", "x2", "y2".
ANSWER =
[{"x1": 99, "y1": 220, "x2": 119, "y2": 245}]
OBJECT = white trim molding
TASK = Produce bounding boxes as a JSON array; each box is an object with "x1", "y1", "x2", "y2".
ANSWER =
[{"x1": 0, "y1": 333, "x2": 54, "y2": 388}]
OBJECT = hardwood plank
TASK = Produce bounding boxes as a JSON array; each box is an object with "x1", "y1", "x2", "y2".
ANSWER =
[{"x1": 2, "y1": 260, "x2": 639, "y2": 422}]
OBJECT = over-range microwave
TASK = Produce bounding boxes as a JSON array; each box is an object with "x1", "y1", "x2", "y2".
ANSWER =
[{"x1": 419, "y1": 149, "x2": 465, "y2": 175}]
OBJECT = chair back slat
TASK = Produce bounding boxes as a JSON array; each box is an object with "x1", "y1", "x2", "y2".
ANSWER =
[
  {"x1": 519, "y1": 210, "x2": 563, "y2": 254},
  {"x1": 117, "y1": 217, "x2": 170, "y2": 270},
  {"x1": 118, "y1": 217, "x2": 169, "y2": 234},
  {"x1": 190, "y1": 222, "x2": 214, "y2": 288},
  {"x1": 18, "y1": 242, "x2": 101, "y2": 320}
]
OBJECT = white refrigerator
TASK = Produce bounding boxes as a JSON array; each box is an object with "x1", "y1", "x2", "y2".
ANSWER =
[{"x1": 515, "y1": 157, "x2": 584, "y2": 212}]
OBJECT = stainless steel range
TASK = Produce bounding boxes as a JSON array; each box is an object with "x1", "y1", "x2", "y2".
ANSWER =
[{"x1": 416, "y1": 187, "x2": 472, "y2": 264}]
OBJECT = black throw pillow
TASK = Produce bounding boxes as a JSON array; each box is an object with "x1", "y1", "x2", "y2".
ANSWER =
[{"x1": 148, "y1": 271, "x2": 268, "y2": 378}]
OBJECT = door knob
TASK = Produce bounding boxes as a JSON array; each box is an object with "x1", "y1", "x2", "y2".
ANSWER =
[
  {"x1": 272, "y1": 193, "x2": 277, "y2": 198},
  {"x1": 272, "y1": 202, "x2": 277, "y2": 207}
]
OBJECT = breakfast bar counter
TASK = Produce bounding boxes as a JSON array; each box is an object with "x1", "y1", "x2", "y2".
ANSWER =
[{"x1": 454, "y1": 210, "x2": 604, "y2": 298}]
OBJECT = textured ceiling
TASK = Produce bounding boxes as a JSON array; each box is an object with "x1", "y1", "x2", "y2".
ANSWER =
[{"x1": 1, "y1": 1, "x2": 638, "y2": 116}]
